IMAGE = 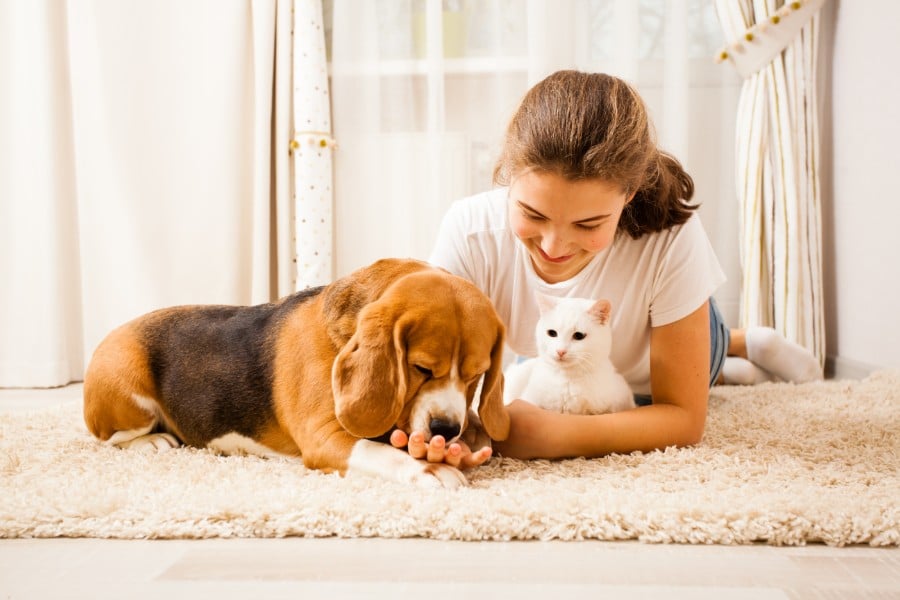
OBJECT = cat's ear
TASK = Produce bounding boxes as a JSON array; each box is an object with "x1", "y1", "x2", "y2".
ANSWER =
[
  {"x1": 534, "y1": 291, "x2": 558, "y2": 315},
  {"x1": 588, "y1": 299, "x2": 612, "y2": 325}
]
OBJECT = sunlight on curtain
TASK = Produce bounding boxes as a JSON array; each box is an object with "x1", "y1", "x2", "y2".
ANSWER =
[
  {"x1": 0, "y1": 0, "x2": 292, "y2": 387},
  {"x1": 326, "y1": 0, "x2": 743, "y2": 324},
  {"x1": 715, "y1": 0, "x2": 825, "y2": 367}
]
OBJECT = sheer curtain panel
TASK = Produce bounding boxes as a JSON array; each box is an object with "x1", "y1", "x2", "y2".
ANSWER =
[
  {"x1": 327, "y1": 0, "x2": 743, "y2": 326},
  {"x1": 0, "y1": 0, "x2": 294, "y2": 387}
]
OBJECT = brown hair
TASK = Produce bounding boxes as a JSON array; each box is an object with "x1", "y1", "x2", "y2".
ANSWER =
[{"x1": 493, "y1": 70, "x2": 696, "y2": 239}]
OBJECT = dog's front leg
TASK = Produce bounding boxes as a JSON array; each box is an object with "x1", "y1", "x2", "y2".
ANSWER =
[
  {"x1": 347, "y1": 439, "x2": 468, "y2": 488},
  {"x1": 299, "y1": 421, "x2": 467, "y2": 488}
]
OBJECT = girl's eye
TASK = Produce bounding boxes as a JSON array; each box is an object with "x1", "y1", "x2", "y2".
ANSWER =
[
  {"x1": 414, "y1": 365, "x2": 433, "y2": 378},
  {"x1": 576, "y1": 223, "x2": 601, "y2": 231},
  {"x1": 573, "y1": 332, "x2": 586, "y2": 340},
  {"x1": 547, "y1": 329, "x2": 557, "y2": 338},
  {"x1": 524, "y1": 212, "x2": 545, "y2": 222}
]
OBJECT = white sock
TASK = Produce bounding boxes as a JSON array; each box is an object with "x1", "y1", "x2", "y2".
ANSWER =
[
  {"x1": 721, "y1": 357, "x2": 775, "y2": 385},
  {"x1": 744, "y1": 326, "x2": 823, "y2": 383}
]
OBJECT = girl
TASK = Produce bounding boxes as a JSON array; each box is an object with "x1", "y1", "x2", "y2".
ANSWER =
[{"x1": 391, "y1": 70, "x2": 821, "y2": 466}]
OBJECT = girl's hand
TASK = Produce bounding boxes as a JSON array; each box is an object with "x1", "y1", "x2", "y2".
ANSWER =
[
  {"x1": 492, "y1": 399, "x2": 564, "y2": 459},
  {"x1": 389, "y1": 430, "x2": 493, "y2": 470}
]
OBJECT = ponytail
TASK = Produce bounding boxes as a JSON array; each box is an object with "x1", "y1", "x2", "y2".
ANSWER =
[{"x1": 618, "y1": 151, "x2": 697, "y2": 239}]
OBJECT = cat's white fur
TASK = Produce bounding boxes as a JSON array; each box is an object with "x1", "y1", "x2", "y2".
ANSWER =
[{"x1": 503, "y1": 293, "x2": 636, "y2": 415}]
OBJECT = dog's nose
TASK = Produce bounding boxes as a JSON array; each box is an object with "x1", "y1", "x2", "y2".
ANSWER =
[{"x1": 429, "y1": 418, "x2": 461, "y2": 441}]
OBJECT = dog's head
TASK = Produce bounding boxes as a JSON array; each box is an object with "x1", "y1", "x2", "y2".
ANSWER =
[{"x1": 330, "y1": 268, "x2": 509, "y2": 444}]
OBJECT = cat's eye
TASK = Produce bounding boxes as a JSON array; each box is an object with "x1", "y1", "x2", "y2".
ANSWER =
[
  {"x1": 414, "y1": 365, "x2": 433, "y2": 378},
  {"x1": 547, "y1": 329, "x2": 557, "y2": 337},
  {"x1": 573, "y1": 332, "x2": 586, "y2": 340}
]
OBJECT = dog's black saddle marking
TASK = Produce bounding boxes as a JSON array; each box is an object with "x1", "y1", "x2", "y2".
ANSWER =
[{"x1": 143, "y1": 286, "x2": 324, "y2": 446}]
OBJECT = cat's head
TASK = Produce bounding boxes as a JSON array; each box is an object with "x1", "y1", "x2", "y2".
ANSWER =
[{"x1": 534, "y1": 292, "x2": 613, "y2": 365}]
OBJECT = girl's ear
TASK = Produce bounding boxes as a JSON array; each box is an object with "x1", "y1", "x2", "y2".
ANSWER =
[
  {"x1": 534, "y1": 291, "x2": 558, "y2": 315},
  {"x1": 588, "y1": 299, "x2": 612, "y2": 325}
]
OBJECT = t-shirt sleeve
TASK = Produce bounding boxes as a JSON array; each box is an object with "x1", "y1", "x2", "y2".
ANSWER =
[
  {"x1": 649, "y1": 213, "x2": 727, "y2": 327},
  {"x1": 428, "y1": 199, "x2": 479, "y2": 284}
]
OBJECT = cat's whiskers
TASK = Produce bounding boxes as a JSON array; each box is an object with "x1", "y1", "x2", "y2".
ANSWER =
[{"x1": 552, "y1": 351, "x2": 595, "y2": 374}]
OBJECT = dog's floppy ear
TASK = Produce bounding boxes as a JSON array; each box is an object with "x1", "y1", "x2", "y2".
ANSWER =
[
  {"x1": 477, "y1": 325, "x2": 510, "y2": 441},
  {"x1": 331, "y1": 303, "x2": 408, "y2": 438},
  {"x1": 322, "y1": 259, "x2": 429, "y2": 348}
]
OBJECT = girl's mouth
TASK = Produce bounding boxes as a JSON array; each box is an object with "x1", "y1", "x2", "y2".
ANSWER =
[{"x1": 537, "y1": 247, "x2": 574, "y2": 264}]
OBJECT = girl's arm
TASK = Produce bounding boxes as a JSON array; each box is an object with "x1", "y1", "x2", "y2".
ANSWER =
[
  {"x1": 393, "y1": 301, "x2": 711, "y2": 461},
  {"x1": 494, "y1": 301, "x2": 711, "y2": 458}
]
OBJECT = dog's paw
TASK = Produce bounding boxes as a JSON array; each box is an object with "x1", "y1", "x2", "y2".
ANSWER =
[
  {"x1": 347, "y1": 439, "x2": 469, "y2": 488},
  {"x1": 118, "y1": 433, "x2": 180, "y2": 452},
  {"x1": 419, "y1": 463, "x2": 468, "y2": 489}
]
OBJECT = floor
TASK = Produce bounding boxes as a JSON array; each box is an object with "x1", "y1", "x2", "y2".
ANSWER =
[{"x1": 2, "y1": 385, "x2": 899, "y2": 599}]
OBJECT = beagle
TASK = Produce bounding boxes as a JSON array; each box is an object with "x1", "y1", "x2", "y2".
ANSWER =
[{"x1": 83, "y1": 258, "x2": 509, "y2": 488}]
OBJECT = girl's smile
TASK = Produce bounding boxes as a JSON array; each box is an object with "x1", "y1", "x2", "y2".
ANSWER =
[{"x1": 536, "y1": 247, "x2": 574, "y2": 263}]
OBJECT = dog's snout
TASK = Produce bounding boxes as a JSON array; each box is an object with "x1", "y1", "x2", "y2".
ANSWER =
[{"x1": 429, "y1": 418, "x2": 461, "y2": 441}]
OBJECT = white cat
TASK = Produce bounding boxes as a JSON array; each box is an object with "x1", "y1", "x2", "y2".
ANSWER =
[{"x1": 503, "y1": 293, "x2": 636, "y2": 415}]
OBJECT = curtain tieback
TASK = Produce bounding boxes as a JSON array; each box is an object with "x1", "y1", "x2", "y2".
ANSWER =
[
  {"x1": 714, "y1": 0, "x2": 825, "y2": 78},
  {"x1": 290, "y1": 130, "x2": 337, "y2": 154}
]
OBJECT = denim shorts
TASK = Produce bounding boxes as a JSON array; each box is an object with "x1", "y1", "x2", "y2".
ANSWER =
[{"x1": 634, "y1": 297, "x2": 729, "y2": 407}]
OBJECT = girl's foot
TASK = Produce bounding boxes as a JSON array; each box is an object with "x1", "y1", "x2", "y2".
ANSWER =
[
  {"x1": 744, "y1": 326, "x2": 823, "y2": 383},
  {"x1": 721, "y1": 356, "x2": 775, "y2": 385}
]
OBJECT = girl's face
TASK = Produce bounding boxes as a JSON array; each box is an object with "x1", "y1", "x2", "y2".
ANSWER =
[{"x1": 508, "y1": 170, "x2": 632, "y2": 284}]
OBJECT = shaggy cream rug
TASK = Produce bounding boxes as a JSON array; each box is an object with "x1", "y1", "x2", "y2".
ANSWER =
[{"x1": 1, "y1": 371, "x2": 898, "y2": 545}]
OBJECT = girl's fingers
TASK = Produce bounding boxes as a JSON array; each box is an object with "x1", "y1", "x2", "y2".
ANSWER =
[
  {"x1": 392, "y1": 429, "x2": 492, "y2": 469},
  {"x1": 389, "y1": 429, "x2": 409, "y2": 448},
  {"x1": 426, "y1": 435, "x2": 446, "y2": 462},
  {"x1": 461, "y1": 446, "x2": 492, "y2": 469},
  {"x1": 407, "y1": 431, "x2": 428, "y2": 459}
]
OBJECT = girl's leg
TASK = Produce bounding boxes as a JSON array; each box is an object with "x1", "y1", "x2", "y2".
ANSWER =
[
  {"x1": 725, "y1": 326, "x2": 822, "y2": 384},
  {"x1": 721, "y1": 356, "x2": 775, "y2": 384},
  {"x1": 728, "y1": 328, "x2": 747, "y2": 358},
  {"x1": 720, "y1": 327, "x2": 775, "y2": 384},
  {"x1": 713, "y1": 302, "x2": 822, "y2": 385}
]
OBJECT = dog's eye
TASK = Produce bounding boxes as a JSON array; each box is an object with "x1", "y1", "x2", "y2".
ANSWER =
[
  {"x1": 573, "y1": 331, "x2": 586, "y2": 341},
  {"x1": 547, "y1": 329, "x2": 557, "y2": 338},
  {"x1": 414, "y1": 365, "x2": 433, "y2": 378}
]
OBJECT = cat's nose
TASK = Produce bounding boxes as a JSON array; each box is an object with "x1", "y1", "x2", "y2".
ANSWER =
[{"x1": 556, "y1": 349, "x2": 567, "y2": 359}]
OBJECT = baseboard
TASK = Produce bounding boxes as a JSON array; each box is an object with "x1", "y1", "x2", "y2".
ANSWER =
[{"x1": 825, "y1": 356, "x2": 882, "y2": 380}]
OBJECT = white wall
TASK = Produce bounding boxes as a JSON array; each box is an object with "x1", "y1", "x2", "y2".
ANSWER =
[{"x1": 824, "y1": 0, "x2": 900, "y2": 374}]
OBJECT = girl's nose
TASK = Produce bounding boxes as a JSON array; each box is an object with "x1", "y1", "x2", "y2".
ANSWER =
[{"x1": 540, "y1": 230, "x2": 569, "y2": 259}]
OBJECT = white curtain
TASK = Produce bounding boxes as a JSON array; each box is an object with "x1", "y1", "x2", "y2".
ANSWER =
[
  {"x1": 715, "y1": 0, "x2": 825, "y2": 366},
  {"x1": 292, "y1": 0, "x2": 335, "y2": 290},
  {"x1": 0, "y1": 0, "x2": 295, "y2": 388},
  {"x1": 328, "y1": 0, "x2": 743, "y2": 326}
]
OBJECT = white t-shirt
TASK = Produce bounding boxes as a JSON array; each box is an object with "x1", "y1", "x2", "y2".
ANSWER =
[{"x1": 429, "y1": 188, "x2": 726, "y2": 395}]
